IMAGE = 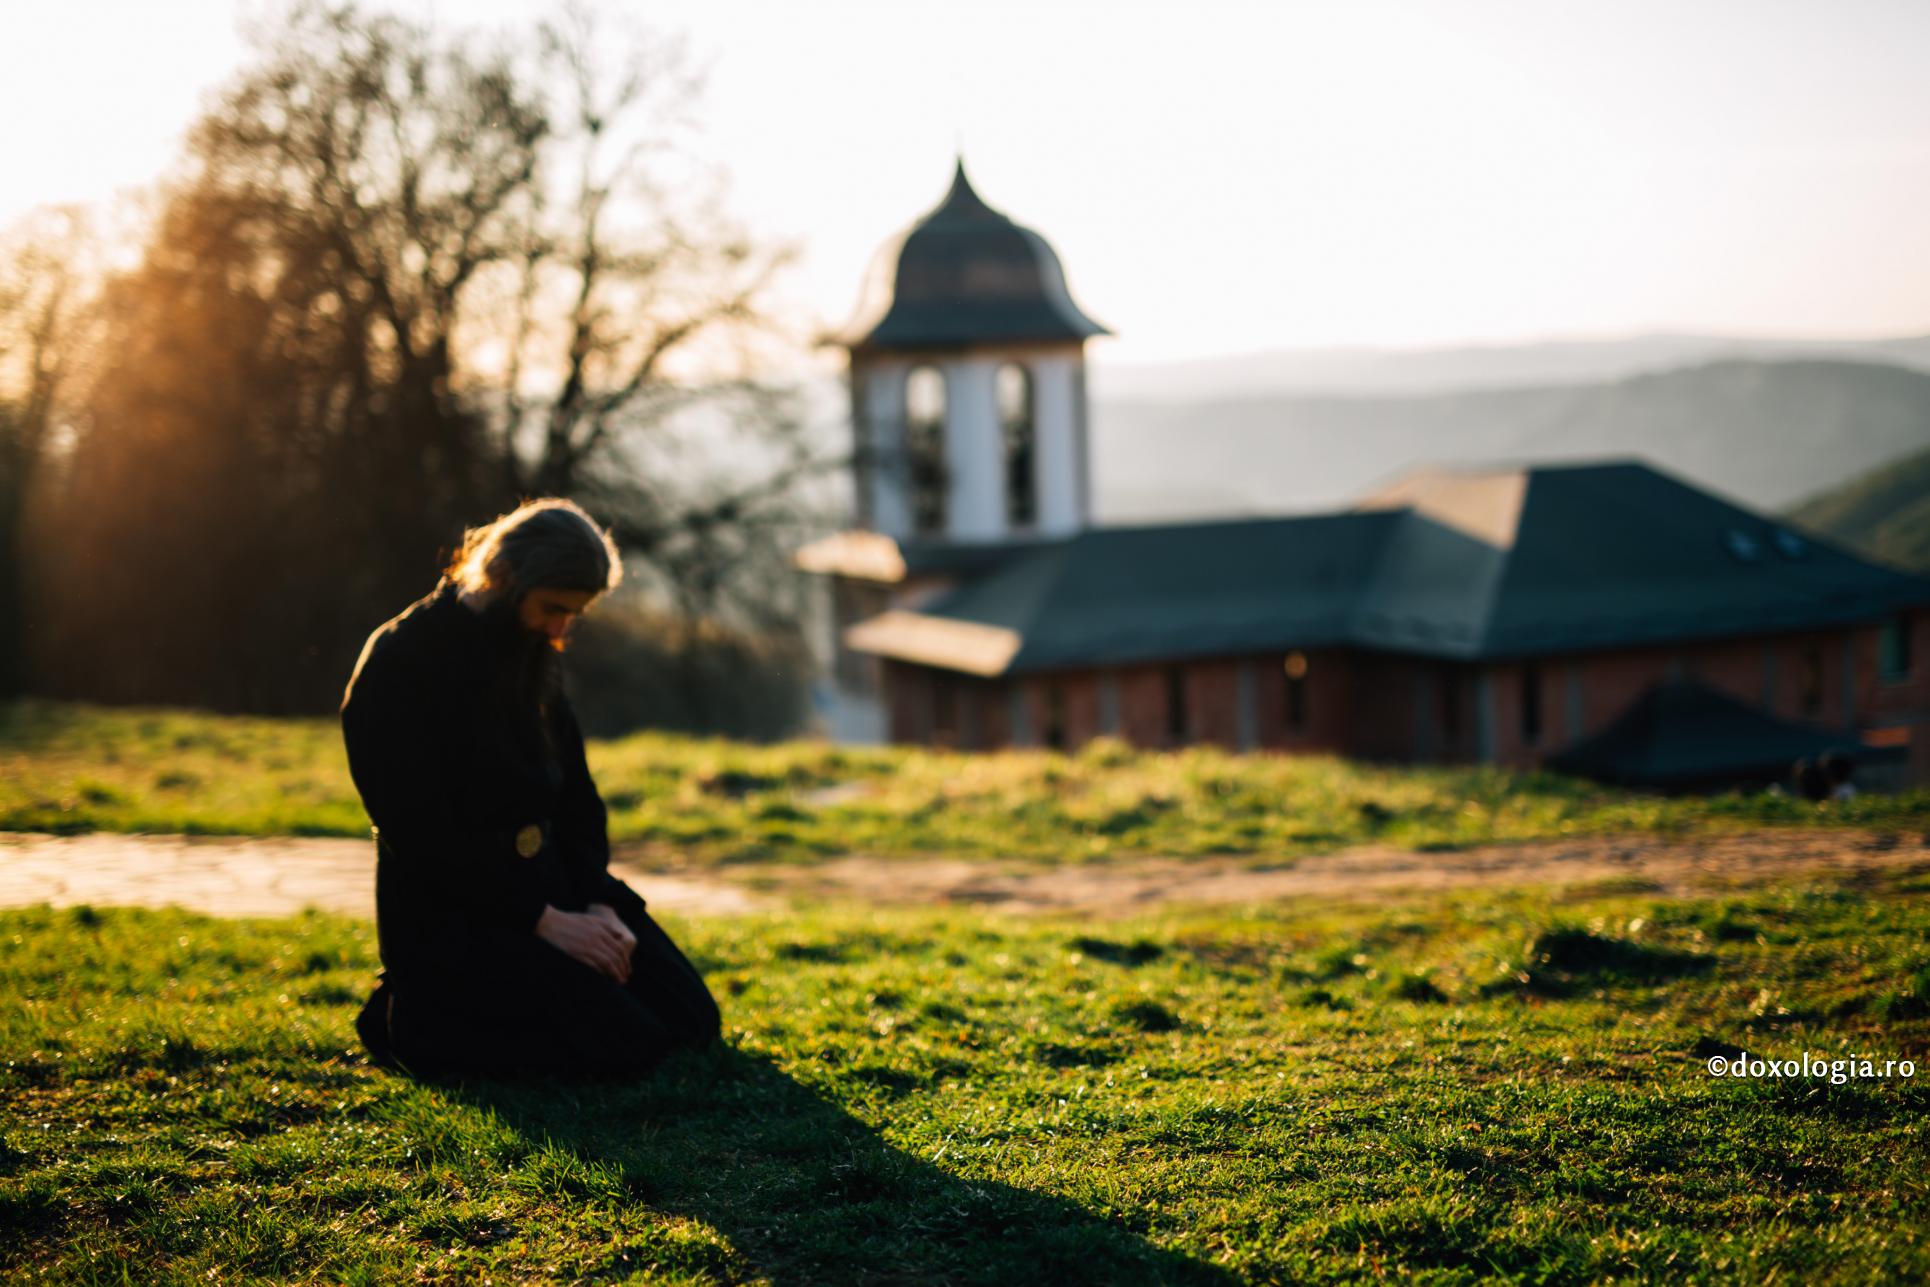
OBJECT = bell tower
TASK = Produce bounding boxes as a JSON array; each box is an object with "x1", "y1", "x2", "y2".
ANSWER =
[
  {"x1": 795, "y1": 160, "x2": 1109, "y2": 741},
  {"x1": 842, "y1": 161, "x2": 1109, "y2": 544}
]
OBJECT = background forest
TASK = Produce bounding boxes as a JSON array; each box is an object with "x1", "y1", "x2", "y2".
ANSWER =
[{"x1": 0, "y1": 3, "x2": 832, "y2": 737}]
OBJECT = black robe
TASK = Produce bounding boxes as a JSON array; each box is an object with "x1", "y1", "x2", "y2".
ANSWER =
[{"x1": 340, "y1": 579, "x2": 718, "y2": 1078}]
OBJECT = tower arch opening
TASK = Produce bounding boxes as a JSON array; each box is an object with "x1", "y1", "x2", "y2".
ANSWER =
[
  {"x1": 905, "y1": 365, "x2": 947, "y2": 535},
  {"x1": 998, "y1": 362, "x2": 1036, "y2": 529}
]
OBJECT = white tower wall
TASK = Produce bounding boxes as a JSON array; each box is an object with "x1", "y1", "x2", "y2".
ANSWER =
[
  {"x1": 852, "y1": 347, "x2": 1093, "y2": 545},
  {"x1": 942, "y1": 358, "x2": 1005, "y2": 541},
  {"x1": 858, "y1": 358, "x2": 912, "y2": 540},
  {"x1": 1030, "y1": 352, "x2": 1083, "y2": 536}
]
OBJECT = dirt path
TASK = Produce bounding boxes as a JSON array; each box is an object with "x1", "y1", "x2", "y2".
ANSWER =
[
  {"x1": 0, "y1": 832, "x2": 761, "y2": 920},
  {"x1": 761, "y1": 829, "x2": 1930, "y2": 912},
  {"x1": 3, "y1": 828, "x2": 1926, "y2": 920}
]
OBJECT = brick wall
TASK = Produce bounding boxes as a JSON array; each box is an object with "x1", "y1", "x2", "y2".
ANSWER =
[
  {"x1": 1012, "y1": 672, "x2": 1103, "y2": 749},
  {"x1": 1187, "y1": 660, "x2": 1242, "y2": 749},
  {"x1": 1345, "y1": 652, "x2": 1418, "y2": 761},
  {"x1": 1856, "y1": 609, "x2": 1930, "y2": 785},
  {"x1": 1115, "y1": 665, "x2": 1179, "y2": 747},
  {"x1": 1466, "y1": 622, "x2": 1929, "y2": 783},
  {"x1": 879, "y1": 614, "x2": 1930, "y2": 784},
  {"x1": 883, "y1": 660, "x2": 925, "y2": 744},
  {"x1": 1254, "y1": 650, "x2": 1353, "y2": 753}
]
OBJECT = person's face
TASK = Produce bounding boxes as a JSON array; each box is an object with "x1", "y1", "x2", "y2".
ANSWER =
[{"x1": 516, "y1": 587, "x2": 597, "y2": 650}]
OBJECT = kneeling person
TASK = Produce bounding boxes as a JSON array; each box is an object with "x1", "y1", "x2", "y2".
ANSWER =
[{"x1": 342, "y1": 499, "x2": 719, "y2": 1078}]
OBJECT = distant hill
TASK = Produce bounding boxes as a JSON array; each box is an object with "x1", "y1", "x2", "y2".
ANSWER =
[
  {"x1": 1092, "y1": 358, "x2": 1930, "y2": 522},
  {"x1": 1787, "y1": 445, "x2": 1930, "y2": 575},
  {"x1": 1091, "y1": 332, "x2": 1930, "y2": 402}
]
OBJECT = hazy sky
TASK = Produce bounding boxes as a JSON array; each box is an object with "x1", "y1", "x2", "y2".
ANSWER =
[{"x1": 6, "y1": 0, "x2": 1928, "y2": 365}]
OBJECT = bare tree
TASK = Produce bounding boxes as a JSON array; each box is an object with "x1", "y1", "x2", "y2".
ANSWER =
[
  {"x1": 207, "y1": 1, "x2": 837, "y2": 609},
  {"x1": 479, "y1": 2, "x2": 836, "y2": 625},
  {"x1": 193, "y1": 2, "x2": 552, "y2": 557},
  {"x1": 27, "y1": 1, "x2": 841, "y2": 724}
]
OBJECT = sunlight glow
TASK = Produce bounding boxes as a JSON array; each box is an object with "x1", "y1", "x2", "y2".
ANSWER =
[{"x1": 6, "y1": 0, "x2": 1928, "y2": 364}]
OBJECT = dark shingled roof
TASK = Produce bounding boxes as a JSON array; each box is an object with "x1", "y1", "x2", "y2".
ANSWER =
[
  {"x1": 898, "y1": 533, "x2": 1054, "y2": 580},
  {"x1": 1545, "y1": 678, "x2": 1890, "y2": 788},
  {"x1": 1466, "y1": 462, "x2": 1924, "y2": 655},
  {"x1": 844, "y1": 161, "x2": 1110, "y2": 351},
  {"x1": 927, "y1": 511, "x2": 1399, "y2": 669},
  {"x1": 854, "y1": 461, "x2": 1930, "y2": 674}
]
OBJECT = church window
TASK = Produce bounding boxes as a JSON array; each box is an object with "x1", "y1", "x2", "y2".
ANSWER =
[
  {"x1": 1041, "y1": 680, "x2": 1066, "y2": 750},
  {"x1": 1520, "y1": 662, "x2": 1542, "y2": 744},
  {"x1": 932, "y1": 674, "x2": 959, "y2": 747},
  {"x1": 906, "y1": 366, "x2": 947, "y2": 534},
  {"x1": 1283, "y1": 651, "x2": 1309, "y2": 731},
  {"x1": 1800, "y1": 644, "x2": 1824, "y2": 715},
  {"x1": 1880, "y1": 615, "x2": 1912, "y2": 683},
  {"x1": 998, "y1": 363, "x2": 1036, "y2": 528},
  {"x1": 1165, "y1": 665, "x2": 1189, "y2": 745}
]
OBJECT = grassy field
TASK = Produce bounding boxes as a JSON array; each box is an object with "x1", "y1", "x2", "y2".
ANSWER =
[
  {"x1": 3, "y1": 699, "x2": 1925, "y2": 864},
  {"x1": 3, "y1": 868, "x2": 1928, "y2": 1282}
]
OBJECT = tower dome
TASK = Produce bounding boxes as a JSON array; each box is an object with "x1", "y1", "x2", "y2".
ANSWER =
[{"x1": 845, "y1": 161, "x2": 1110, "y2": 351}]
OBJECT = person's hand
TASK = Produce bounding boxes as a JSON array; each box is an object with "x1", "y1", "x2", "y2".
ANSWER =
[
  {"x1": 586, "y1": 902, "x2": 638, "y2": 958},
  {"x1": 535, "y1": 905, "x2": 633, "y2": 984}
]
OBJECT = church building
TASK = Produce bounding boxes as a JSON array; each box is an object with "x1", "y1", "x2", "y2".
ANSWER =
[{"x1": 795, "y1": 163, "x2": 1930, "y2": 788}]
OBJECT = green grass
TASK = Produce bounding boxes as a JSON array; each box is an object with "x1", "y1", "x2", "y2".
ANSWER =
[
  {"x1": 4, "y1": 699, "x2": 1926, "y2": 864},
  {"x1": 4, "y1": 870, "x2": 1930, "y2": 1282}
]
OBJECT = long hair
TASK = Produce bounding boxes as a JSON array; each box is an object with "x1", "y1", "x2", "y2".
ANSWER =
[
  {"x1": 443, "y1": 498, "x2": 624, "y2": 602},
  {"x1": 443, "y1": 499, "x2": 622, "y2": 762}
]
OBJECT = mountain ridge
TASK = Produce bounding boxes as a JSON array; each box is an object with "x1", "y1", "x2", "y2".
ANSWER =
[
  {"x1": 1092, "y1": 356, "x2": 1930, "y2": 523},
  {"x1": 1090, "y1": 331, "x2": 1930, "y2": 402}
]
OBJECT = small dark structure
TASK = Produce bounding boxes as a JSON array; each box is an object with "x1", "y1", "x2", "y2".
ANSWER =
[{"x1": 1544, "y1": 678, "x2": 1893, "y2": 791}]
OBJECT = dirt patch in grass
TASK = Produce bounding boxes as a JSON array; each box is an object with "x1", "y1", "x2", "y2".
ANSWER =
[
  {"x1": 738, "y1": 829, "x2": 1930, "y2": 915},
  {"x1": 5, "y1": 827, "x2": 1927, "y2": 921}
]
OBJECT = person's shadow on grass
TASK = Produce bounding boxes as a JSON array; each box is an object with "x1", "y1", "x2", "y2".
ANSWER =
[{"x1": 451, "y1": 1044, "x2": 1233, "y2": 1285}]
